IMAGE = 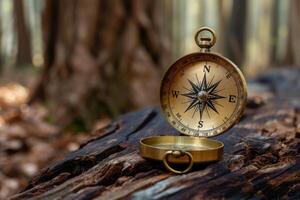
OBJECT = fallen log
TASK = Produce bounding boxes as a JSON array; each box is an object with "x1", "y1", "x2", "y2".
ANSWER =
[{"x1": 12, "y1": 69, "x2": 300, "y2": 199}]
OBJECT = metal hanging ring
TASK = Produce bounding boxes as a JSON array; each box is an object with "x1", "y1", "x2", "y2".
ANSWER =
[
  {"x1": 194, "y1": 27, "x2": 216, "y2": 49},
  {"x1": 163, "y1": 150, "x2": 194, "y2": 174}
]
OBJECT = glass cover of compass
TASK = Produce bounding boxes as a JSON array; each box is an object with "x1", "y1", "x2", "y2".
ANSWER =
[{"x1": 160, "y1": 28, "x2": 247, "y2": 137}]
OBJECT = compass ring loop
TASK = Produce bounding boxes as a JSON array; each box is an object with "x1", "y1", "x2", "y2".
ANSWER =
[{"x1": 163, "y1": 150, "x2": 194, "y2": 174}]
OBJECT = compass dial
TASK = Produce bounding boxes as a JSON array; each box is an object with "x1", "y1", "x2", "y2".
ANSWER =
[{"x1": 160, "y1": 53, "x2": 247, "y2": 137}]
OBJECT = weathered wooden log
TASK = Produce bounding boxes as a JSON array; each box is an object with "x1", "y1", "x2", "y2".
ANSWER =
[{"x1": 12, "y1": 69, "x2": 300, "y2": 199}]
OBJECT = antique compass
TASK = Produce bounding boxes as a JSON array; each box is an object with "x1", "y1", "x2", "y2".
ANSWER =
[
  {"x1": 140, "y1": 27, "x2": 247, "y2": 174},
  {"x1": 161, "y1": 27, "x2": 247, "y2": 137}
]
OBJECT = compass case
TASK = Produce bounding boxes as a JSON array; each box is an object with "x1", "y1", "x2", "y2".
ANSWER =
[
  {"x1": 160, "y1": 27, "x2": 247, "y2": 138},
  {"x1": 139, "y1": 27, "x2": 246, "y2": 174},
  {"x1": 140, "y1": 136, "x2": 223, "y2": 164}
]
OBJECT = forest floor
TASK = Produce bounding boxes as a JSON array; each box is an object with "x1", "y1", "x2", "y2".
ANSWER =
[
  {"x1": 0, "y1": 81, "x2": 111, "y2": 199},
  {"x1": 1, "y1": 67, "x2": 299, "y2": 199}
]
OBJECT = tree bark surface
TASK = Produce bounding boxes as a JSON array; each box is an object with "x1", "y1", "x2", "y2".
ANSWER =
[{"x1": 13, "y1": 69, "x2": 300, "y2": 199}]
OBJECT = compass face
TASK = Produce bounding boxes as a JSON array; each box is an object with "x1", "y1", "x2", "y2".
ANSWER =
[{"x1": 160, "y1": 53, "x2": 247, "y2": 137}]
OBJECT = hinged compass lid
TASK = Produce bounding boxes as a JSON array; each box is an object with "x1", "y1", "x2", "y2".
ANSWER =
[{"x1": 140, "y1": 136, "x2": 223, "y2": 174}]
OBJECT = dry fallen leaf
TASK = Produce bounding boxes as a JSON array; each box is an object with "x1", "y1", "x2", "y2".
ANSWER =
[{"x1": 0, "y1": 83, "x2": 28, "y2": 108}]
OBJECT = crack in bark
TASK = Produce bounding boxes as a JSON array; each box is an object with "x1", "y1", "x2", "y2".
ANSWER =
[
  {"x1": 79, "y1": 122, "x2": 121, "y2": 149},
  {"x1": 125, "y1": 108, "x2": 157, "y2": 140}
]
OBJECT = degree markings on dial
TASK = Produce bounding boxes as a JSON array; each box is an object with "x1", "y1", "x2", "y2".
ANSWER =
[
  {"x1": 226, "y1": 71, "x2": 231, "y2": 79},
  {"x1": 176, "y1": 112, "x2": 182, "y2": 119}
]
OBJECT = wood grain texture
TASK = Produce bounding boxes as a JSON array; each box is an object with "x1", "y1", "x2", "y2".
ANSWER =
[{"x1": 12, "y1": 69, "x2": 300, "y2": 199}]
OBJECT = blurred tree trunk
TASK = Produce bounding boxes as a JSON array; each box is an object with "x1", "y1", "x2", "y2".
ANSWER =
[
  {"x1": 217, "y1": 0, "x2": 226, "y2": 53},
  {"x1": 13, "y1": 0, "x2": 32, "y2": 65},
  {"x1": 31, "y1": 0, "x2": 169, "y2": 128},
  {"x1": 286, "y1": 0, "x2": 300, "y2": 66},
  {"x1": 225, "y1": 0, "x2": 247, "y2": 67},
  {"x1": 270, "y1": 0, "x2": 279, "y2": 64}
]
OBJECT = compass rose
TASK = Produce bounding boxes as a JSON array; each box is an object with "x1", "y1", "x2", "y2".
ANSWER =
[{"x1": 181, "y1": 73, "x2": 225, "y2": 120}]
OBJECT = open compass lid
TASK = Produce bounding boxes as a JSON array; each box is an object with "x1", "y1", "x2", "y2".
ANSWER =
[
  {"x1": 140, "y1": 136, "x2": 223, "y2": 174},
  {"x1": 140, "y1": 27, "x2": 247, "y2": 174}
]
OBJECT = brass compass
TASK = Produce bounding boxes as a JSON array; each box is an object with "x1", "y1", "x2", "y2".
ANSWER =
[
  {"x1": 160, "y1": 27, "x2": 247, "y2": 137},
  {"x1": 140, "y1": 27, "x2": 247, "y2": 174}
]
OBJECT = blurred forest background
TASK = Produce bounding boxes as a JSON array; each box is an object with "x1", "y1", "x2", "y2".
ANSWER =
[{"x1": 0, "y1": 0, "x2": 299, "y2": 198}]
